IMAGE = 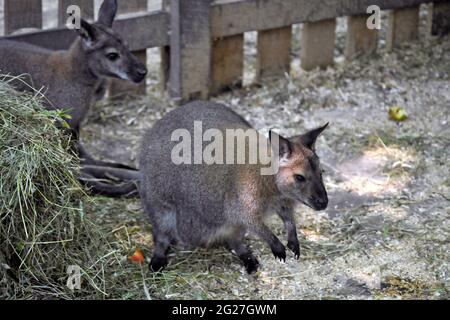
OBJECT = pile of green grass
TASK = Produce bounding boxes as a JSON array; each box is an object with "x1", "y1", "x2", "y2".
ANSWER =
[
  {"x1": 0, "y1": 76, "x2": 119, "y2": 299},
  {"x1": 0, "y1": 75, "x2": 241, "y2": 300},
  {"x1": 0, "y1": 75, "x2": 376, "y2": 299}
]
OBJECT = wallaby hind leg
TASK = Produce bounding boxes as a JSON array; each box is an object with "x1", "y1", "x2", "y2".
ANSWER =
[
  {"x1": 144, "y1": 200, "x2": 177, "y2": 272},
  {"x1": 226, "y1": 232, "x2": 259, "y2": 274},
  {"x1": 276, "y1": 203, "x2": 300, "y2": 260},
  {"x1": 150, "y1": 228, "x2": 172, "y2": 272}
]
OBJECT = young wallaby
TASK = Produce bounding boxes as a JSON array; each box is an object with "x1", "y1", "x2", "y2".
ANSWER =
[
  {"x1": 0, "y1": 0, "x2": 147, "y2": 171},
  {"x1": 140, "y1": 101, "x2": 329, "y2": 274}
]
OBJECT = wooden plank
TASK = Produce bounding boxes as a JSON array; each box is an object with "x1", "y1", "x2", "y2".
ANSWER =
[
  {"x1": 428, "y1": 2, "x2": 450, "y2": 36},
  {"x1": 118, "y1": 0, "x2": 146, "y2": 12},
  {"x1": 301, "y1": 18, "x2": 336, "y2": 71},
  {"x1": 169, "y1": 0, "x2": 212, "y2": 103},
  {"x1": 110, "y1": 0, "x2": 148, "y2": 96},
  {"x1": 3, "y1": 11, "x2": 170, "y2": 51},
  {"x1": 256, "y1": 26, "x2": 292, "y2": 82},
  {"x1": 345, "y1": 15, "x2": 378, "y2": 60},
  {"x1": 58, "y1": 0, "x2": 94, "y2": 26},
  {"x1": 160, "y1": 45, "x2": 171, "y2": 92},
  {"x1": 4, "y1": 0, "x2": 42, "y2": 35},
  {"x1": 211, "y1": 0, "x2": 447, "y2": 38},
  {"x1": 114, "y1": 11, "x2": 169, "y2": 50},
  {"x1": 211, "y1": 34, "x2": 244, "y2": 94},
  {"x1": 387, "y1": 6, "x2": 419, "y2": 51},
  {"x1": 160, "y1": 0, "x2": 170, "y2": 92}
]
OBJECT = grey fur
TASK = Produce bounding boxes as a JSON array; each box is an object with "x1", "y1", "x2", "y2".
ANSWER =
[{"x1": 140, "y1": 101, "x2": 329, "y2": 273}]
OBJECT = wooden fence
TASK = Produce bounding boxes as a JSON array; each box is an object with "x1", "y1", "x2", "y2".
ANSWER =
[{"x1": 1, "y1": 0, "x2": 449, "y2": 103}]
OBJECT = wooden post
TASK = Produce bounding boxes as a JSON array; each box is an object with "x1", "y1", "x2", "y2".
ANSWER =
[
  {"x1": 256, "y1": 26, "x2": 292, "y2": 82},
  {"x1": 58, "y1": 0, "x2": 94, "y2": 26},
  {"x1": 211, "y1": 34, "x2": 244, "y2": 94},
  {"x1": 428, "y1": 2, "x2": 450, "y2": 36},
  {"x1": 170, "y1": 0, "x2": 212, "y2": 103},
  {"x1": 109, "y1": 0, "x2": 148, "y2": 97},
  {"x1": 345, "y1": 15, "x2": 378, "y2": 61},
  {"x1": 160, "y1": 45, "x2": 171, "y2": 92},
  {"x1": 300, "y1": 19, "x2": 336, "y2": 71},
  {"x1": 387, "y1": 6, "x2": 419, "y2": 51},
  {"x1": 160, "y1": 0, "x2": 171, "y2": 92},
  {"x1": 4, "y1": 0, "x2": 42, "y2": 35}
]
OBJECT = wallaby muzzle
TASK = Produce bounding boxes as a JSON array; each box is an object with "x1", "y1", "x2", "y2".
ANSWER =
[
  {"x1": 129, "y1": 59, "x2": 148, "y2": 83},
  {"x1": 309, "y1": 182, "x2": 328, "y2": 211}
]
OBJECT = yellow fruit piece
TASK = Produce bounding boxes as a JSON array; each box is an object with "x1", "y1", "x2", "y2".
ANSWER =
[{"x1": 389, "y1": 106, "x2": 408, "y2": 122}]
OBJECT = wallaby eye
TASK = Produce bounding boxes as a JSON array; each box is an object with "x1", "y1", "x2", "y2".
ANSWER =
[
  {"x1": 295, "y1": 174, "x2": 306, "y2": 183},
  {"x1": 106, "y1": 52, "x2": 119, "y2": 61}
]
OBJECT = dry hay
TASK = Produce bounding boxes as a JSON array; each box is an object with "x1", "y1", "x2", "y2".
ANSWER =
[
  {"x1": 0, "y1": 76, "x2": 119, "y2": 299},
  {"x1": 0, "y1": 76, "x2": 228, "y2": 300}
]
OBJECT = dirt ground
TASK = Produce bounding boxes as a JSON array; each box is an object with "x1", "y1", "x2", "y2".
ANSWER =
[{"x1": 77, "y1": 11, "x2": 450, "y2": 299}]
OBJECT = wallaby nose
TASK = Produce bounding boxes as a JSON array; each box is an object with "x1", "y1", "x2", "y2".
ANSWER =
[
  {"x1": 137, "y1": 68, "x2": 147, "y2": 76},
  {"x1": 132, "y1": 66, "x2": 148, "y2": 83},
  {"x1": 314, "y1": 197, "x2": 328, "y2": 210}
]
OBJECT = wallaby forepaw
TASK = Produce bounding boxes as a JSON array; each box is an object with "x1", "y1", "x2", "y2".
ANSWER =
[
  {"x1": 287, "y1": 240, "x2": 300, "y2": 260},
  {"x1": 150, "y1": 256, "x2": 168, "y2": 272},
  {"x1": 271, "y1": 243, "x2": 286, "y2": 262}
]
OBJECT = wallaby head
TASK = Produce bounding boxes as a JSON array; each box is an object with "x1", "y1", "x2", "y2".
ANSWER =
[
  {"x1": 75, "y1": 0, "x2": 147, "y2": 83},
  {"x1": 270, "y1": 123, "x2": 329, "y2": 211}
]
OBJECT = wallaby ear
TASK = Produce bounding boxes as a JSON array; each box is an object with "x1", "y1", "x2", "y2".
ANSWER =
[
  {"x1": 97, "y1": 0, "x2": 118, "y2": 27},
  {"x1": 269, "y1": 130, "x2": 292, "y2": 160},
  {"x1": 297, "y1": 123, "x2": 329, "y2": 150},
  {"x1": 76, "y1": 19, "x2": 98, "y2": 45}
]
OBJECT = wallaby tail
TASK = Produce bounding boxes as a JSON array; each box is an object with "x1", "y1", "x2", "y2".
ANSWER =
[
  {"x1": 79, "y1": 165, "x2": 140, "y2": 198},
  {"x1": 82, "y1": 165, "x2": 140, "y2": 181}
]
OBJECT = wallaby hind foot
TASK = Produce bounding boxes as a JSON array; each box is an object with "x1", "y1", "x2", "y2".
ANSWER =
[
  {"x1": 149, "y1": 232, "x2": 172, "y2": 272},
  {"x1": 238, "y1": 252, "x2": 260, "y2": 274},
  {"x1": 226, "y1": 236, "x2": 260, "y2": 274}
]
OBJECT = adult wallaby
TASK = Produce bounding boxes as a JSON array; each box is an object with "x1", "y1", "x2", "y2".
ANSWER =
[
  {"x1": 140, "y1": 101, "x2": 329, "y2": 274},
  {"x1": 0, "y1": 0, "x2": 147, "y2": 173}
]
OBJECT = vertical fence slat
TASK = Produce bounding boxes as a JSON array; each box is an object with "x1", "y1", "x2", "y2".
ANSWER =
[
  {"x1": 300, "y1": 18, "x2": 336, "y2": 71},
  {"x1": 345, "y1": 15, "x2": 378, "y2": 61},
  {"x1": 387, "y1": 6, "x2": 419, "y2": 51},
  {"x1": 58, "y1": 0, "x2": 94, "y2": 26},
  {"x1": 160, "y1": 45, "x2": 171, "y2": 92},
  {"x1": 159, "y1": 0, "x2": 171, "y2": 92},
  {"x1": 170, "y1": 0, "x2": 212, "y2": 103},
  {"x1": 4, "y1": 0, "x2": 43, "y2": 35},
  {"x1": 109, "y1": 0, "x2": 148, "y2": 97},
  {"x1": 256, "y1": 26, "x2": 292, "y2": 82},
  {"x1": 211, "y1": 34, "x2": 244, "y2": 95},
  {"x1": 428, "y1": 2, "x2": 450, "y2": 36}
]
